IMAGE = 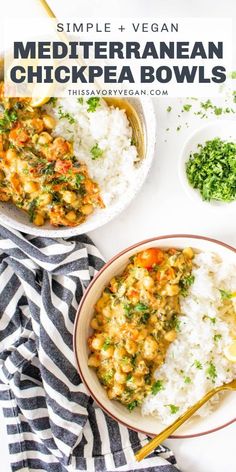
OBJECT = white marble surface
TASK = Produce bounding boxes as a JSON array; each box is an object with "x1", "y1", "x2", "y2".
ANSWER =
[{"x1": 1, "y1": 0, "x2": 236, "y2": 471}]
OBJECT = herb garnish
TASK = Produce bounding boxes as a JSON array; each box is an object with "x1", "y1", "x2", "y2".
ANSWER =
[
  {"x1": 219, "y1": 289, "x2": 234, "y2": 300},
  {"x1": 102, "y1": 338, "x2": 112, "y2": 351},
  {"x1": 179, "y1": 275, "x2": 195, "y2": 296},
  {"x1": 166, "y1": 404, "x2": 179, "y2": 414},
  {"x1": 127, "y1": 400, "x2": 138, "y2": 411},
  {"x1": 28, "y1": 198, "x2": 38, "y2": 222},
  {"x1": 0, "y1": 109, "x2": 18, "y2": 134},
  {"x1": 186, "y1": 138, "x2": 236, "y2": 202},
  {"x1": 151, "y1": 380, "x2": 164, "y2": 395},
  {"x1": 213, "y1": 334, "x2": 222, "y2": 342},
  {"x1": 194, "y1": 360, "x2": 203, "y2": 370},
  {"x1": 206, "y1": 361, "x2": 217, "y2": 382},
  {"x1": 87, "y1": 97, "x2": 100, "y2": 112},
  {"x1": 58, "y1": 106, "x2": 75, "y2": 124},
  {"x1": 90, "y1": 143, "x2": 103, "y2": 160}
]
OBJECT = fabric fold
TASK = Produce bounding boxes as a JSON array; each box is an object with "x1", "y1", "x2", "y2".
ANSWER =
[{"x1": 0, "y1": 226, "x2": 180, "y2": 472}]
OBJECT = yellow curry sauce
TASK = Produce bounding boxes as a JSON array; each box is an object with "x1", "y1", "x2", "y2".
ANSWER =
[
  {"x1": 0, "y1": 84, "x2": 104, "y2": 227},
  {"x1": 88, "y1": 247, "x2": 194, "y2": 410}
]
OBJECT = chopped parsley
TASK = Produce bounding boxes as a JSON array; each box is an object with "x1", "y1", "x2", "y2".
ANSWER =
[
  {"x1": 90, "y1": 143, "x2": 103, "y2": 160},
  {"x1": 102, "y1": 338, "x2": 112, "y2": 351},
  {"x1": 28, "y1": 198, "x2": 38, "y2": 222},
  {"x1": 75, "y1": 173, "x2": 85, "y2": 188},
  {"x1": 182, "y1": 104, "x2": 192, "y2": 112},
  {"x1": 41, "y1": 162, "x2": 55, "y2": 175},
  {"x1": 134, "y1": 303, "x2": 149, "y2": 312},
  {"x1": 194, "y1": 360, "x2": 203, "y2": 370},
  {"x1": 139, "y1": 313, "x2": 150, "y2": 324},
  {"x1": 166, "y1": 106, "x2": 172, "y2": 112},
  {"x1": 186, "y1": 138, "x2": 236, "y2": 203},
  {"x1": 206, "y1": 361, "x2": 217, "y2": 382},
  {"x1": 58, "y1": 106, "x2": 75, "y2": 124},
  {"x1": 48, "y1": 97, "x2": 57, "y2": 106},
  {"x1": 0, "y1": 109, "x2": 18, "y2": 134},
  {"x1": 219, "y1": 289, "x2": 234, "y2": 300},
  {"x1": 213, "y1": 334, "x2": 222, "y2": 342},
  {"x1": 184, "y1": 376, "x2": 192, "y2": 384},
  {"x1": 87, "y1": 97, "x2": 100, "y2": 112},
  {"x1": 151, "y1": 380, "x2": 164, "y2": 395},
  {"x1": 127, "y1": 400, "x2": 138, "y2": 411},
  {"x1": 179, "y1": 274, "x2": 195, "y2": 296},
  {"x1": 166, "y1": 404, "x2": 179, "y2": 414},
  {"x1": 77, "y1": 98, "x2": 84, "y2": 104}
]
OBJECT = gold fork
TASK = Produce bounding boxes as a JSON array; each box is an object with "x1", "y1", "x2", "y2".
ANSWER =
[{"x1": 135, "y1": 379, "x2": 236, "y2": 462}]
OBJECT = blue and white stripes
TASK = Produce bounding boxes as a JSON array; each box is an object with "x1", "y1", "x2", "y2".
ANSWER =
[{"x1": 0, "y1": 226, "x2": 179, "y2": 472}]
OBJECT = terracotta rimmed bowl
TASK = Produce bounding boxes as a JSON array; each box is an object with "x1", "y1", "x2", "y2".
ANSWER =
[{"x1": 74, "y1": 235, "x2": 236, "y2": 438}]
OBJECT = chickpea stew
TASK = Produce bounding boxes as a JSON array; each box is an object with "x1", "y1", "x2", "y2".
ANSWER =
[
  {"x1": 88, "y1": 247, "x2": 194, "y2": 411},
  {"x1": 0, "y1": 85, "x2": 104, "y2": 227}
]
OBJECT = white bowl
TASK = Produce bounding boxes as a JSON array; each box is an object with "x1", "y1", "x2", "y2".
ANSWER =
[
  {"x1": 74, "y1": 235, "x2": 236, "y2": 438},
  {"x1": 0, "y1": 54, "x2": 156, "y2": 237},
  {"x1": 179, "y1": 120, "x2": 236, "y2": 211}
]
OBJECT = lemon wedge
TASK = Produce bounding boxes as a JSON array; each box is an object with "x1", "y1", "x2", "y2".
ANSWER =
[
  {"x1": 224, "y1": 340, "x2": 236, "y2": 362},
  {"x1": 30, "y1": 97, "x2": 51, "y2": 108}
]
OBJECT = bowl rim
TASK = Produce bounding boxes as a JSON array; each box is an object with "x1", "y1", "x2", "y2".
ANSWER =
[
  {"x1": 178, "y1": 119, "x2": 236, "y2": 211},
  {"x1": 73, "y1": 233, "x2": 236, "y2": 439}
]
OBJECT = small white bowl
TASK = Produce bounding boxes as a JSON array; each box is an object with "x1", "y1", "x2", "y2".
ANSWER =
[
  {"x1": 74, "y1": 235, "x2": 236, "y2": 438},
  {"x1": 179, "y1": 120, "x2": 236, "y2": 211}
]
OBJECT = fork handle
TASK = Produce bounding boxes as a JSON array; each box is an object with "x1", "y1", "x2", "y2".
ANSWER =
[{"x1": 135, "y1": 386, "x2": 221, "y2": 462}]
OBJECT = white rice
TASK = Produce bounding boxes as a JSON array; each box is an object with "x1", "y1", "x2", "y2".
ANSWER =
[
  {"x1": 45, "y1": 98, "x2": 138, "y2": 206},
  {"x1": 142, "y1": 252, "x2": 236, "y2": 425}
]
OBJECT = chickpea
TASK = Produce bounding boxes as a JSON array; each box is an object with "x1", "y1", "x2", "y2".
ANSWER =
[
  {"x1": 81, "y1": 204, "x2": 94, "y2": 215},
  {"x1": 114, "y1": 371, "x2": 127, "y2": 384},
  {"x1": 125, "y1": 339, "x2": 136, "y2": 355},
  {"x1": 165, "y1": 284, "x2": 180, "y2": 296},
  {"x1": 16, "y1": 160, "x2": 28, "y2": 174},
  {"x1": 38, "y1": 132, "x2": 53, "y2": 145},
  {"x1": 6, "y1": 148, "x2": 17, "y2": 162},
  {"x1": 38, "y1": 193, "x2": 52, "y2": 207},
  {"x1": 101, "y1": 346, "x2": 114, "y2": 359},
  {"x1": 164, "y1": 330, "x2": 177, "y2": 342},
  {"x1": 91, "y1": 335, "x2": 104, "y2": 351},
  {"x1": 42, "y1": 114, "x2": 56, "y2": 130},
  {"x1": 24, "y1": 181, "x2": 39, "y2": 193},
  {"x1": 107, "y1": 383, "x2": 124, "y2": 399},
  {"x1": 132, "y1": 376, "x2": 145, "y2": 388},
  {"x1": 183, "y1": 247, "x2": 194, "y2": 259},
  {"x1": 33, "y1": 213, "x2": 44, "y2": 226},
  {"x1": 27, "y1": 118, "x2": 44, "y2": 133},
  {"x1": 32, "y1": 134, "x2": 39, "y2": 144},
  {"x1": 88, "y1": 354, "x2": 100, "y2": 368},
  {"x1": 135, "y1": 360, "x2": 149, "y2": 376},
  {"x1": 66, "y1": 210, "x2": 77, "y2": 223},
  {"x1": 62, "y1": 191, "x2": 77, "y2": 204},
  {"x1": 0, "y1": 190, "x2": 10, "y2": 201},
  {"x1": 143, "y1": 276, "x2": 154, "y2": 290},
  {"x1": 142, "y1": 336, "x2": 158, "y2": 361},
  {"x1": 113, "y1": 383, "x2": 125, "y2": 396},
  {"x1": 50, "y1": 137, "x2": 70, "y2": 159},
  {"x1": 102, "y1": 306, "x2": 112, "y2": 319},
  {"x1": 90, "y1": 318, "x2": 100, "y2": 330},
  {"x1": 120, "y1": 358, "x2": 133, "y2": 373},
  {"x1": 113, "y1": 347, "x2": 126, "y2": 361}
]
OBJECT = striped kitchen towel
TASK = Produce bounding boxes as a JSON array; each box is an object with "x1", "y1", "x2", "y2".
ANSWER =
[{"x1": 0, "y1": 225, "x2": 180, "y2": 472}]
